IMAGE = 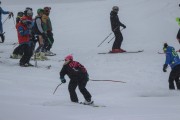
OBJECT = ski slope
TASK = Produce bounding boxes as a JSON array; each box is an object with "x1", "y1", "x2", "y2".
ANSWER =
[{"x1": 0, "y1": 0, "x2": 180, "y2": 120}]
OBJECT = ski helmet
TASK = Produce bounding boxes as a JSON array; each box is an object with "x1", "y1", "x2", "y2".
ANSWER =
[
  {"x1": 25, "y1": 7, "x2": 33, "y2": 11},
  {"x1": 65, "y1": 54, "x2": 73, "y2": 61},
  {"x1": 17, "y1": 11, "x2": 24, "y2": 17},
  {"x1": 112, "y1": 6, "x2": 119, "y2": 12},
  {"x1": 24, "y1": 7, "x2": 33, "y2": 17},
  {"x1": 44, "y1": 7, "x2": 51, "y2": 16},
  {"x1": 44, "y1": 7, "x2": 51, "y2": 12},
  {"x1": 26, "y1": 9, "x2": 33, "y2": 17},
  {"x1": 37, "y1": 8, "x2": 44, "y2": 14}
]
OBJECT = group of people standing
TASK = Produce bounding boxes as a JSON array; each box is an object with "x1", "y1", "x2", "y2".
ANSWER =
[
  {"x1": 0, "y1": 1, "x2": 55, "y2": 67},
  {"x1": 10, "y1": 7, "x2": 55, "y2": 67}
]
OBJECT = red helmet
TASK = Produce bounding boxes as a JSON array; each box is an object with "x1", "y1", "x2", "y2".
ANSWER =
[{"x1": 65, "y1": 54, "x2": 73, "y2": 61}]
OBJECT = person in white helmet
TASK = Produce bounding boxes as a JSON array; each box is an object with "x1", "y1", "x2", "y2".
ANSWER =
[{"x1": 110, "y1": 6, "x2": 126, "y2": 53}]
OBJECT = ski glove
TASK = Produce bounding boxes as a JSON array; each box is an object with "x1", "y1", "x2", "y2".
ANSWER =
[
  {"x1": 163, "y1": 64, "x2": 168, "y2": 72},
  {"x1": 122, "y1": 25, "x2": 126, "y2": 29},
  {"x1": 60, "y1": 77, "x2": 66, "y2": 83}
]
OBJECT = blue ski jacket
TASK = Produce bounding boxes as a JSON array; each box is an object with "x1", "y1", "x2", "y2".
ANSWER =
[
  {"x1": 0, "y1": 7, "x2": 10, "y2": 33},
  {"x1": 164, "y1": 46, "x2": 180, "y2": 69}
]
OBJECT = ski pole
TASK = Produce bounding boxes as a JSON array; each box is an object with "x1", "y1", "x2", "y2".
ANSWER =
[
  {"x1": 97, "y1": 32, "x2": 113, "y2": 47},
  {"x1": 107, "y1": 28, "x2": 124, "y2": 43},
  {"x1": 89, "y1": 79, "x2": 126, "y2": 83},
  {"x1": 2, "y1": 16, "x2": 9, "y2": 25},
  {"x1": 53, "y1": 83, "x2": 63, "y2": 95},
  {"x1": 34, "y1": 52, "x2": 38, "y2": 67},
  {"x1": 12, "y1": 16, "x2": 16, "y2": 26},
  {"x1": 108, "y1": 36, "x2": 115, "y2": 43}
]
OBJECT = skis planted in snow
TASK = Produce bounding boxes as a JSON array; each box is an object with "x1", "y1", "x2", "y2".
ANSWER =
[{"x1": 98, "y1": 50, "x2": 144, "y2": 54}]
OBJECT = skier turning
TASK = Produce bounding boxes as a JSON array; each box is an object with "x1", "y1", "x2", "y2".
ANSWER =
[
  {"x1": 110, "y1": 6, "x2": 126, "y2": 53},
  {"x1": 59, "y1": 54, "x2": 93, "y2": 105},
  {"x1": 163, "y1": 43, "x2": 180, "y2": 90}
]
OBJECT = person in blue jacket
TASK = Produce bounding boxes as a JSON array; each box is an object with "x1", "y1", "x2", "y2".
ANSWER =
[
  {"x1": 163, "y1": 43, "x2": 180, "y2": 90},
  {"x1": 0, "y1": 1, "x2": 13, "y2": 43}
]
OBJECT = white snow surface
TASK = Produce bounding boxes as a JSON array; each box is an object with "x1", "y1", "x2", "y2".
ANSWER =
[{"x1": 0, "y1": 0, "x2": 180, "y2": 120}]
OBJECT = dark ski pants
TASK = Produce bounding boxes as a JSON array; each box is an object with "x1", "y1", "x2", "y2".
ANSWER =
[
  {"x1": 0, "y1": 33, "x2": 5, "y2": 43},
  {"x1": 13, "y1": 45, "x2": 24, "y2": 55},
  {"x1": 44, "y1": 32, "x2": 54, "y2": 51},
  {"x1": 68, "y1": 79, "x2": 91, "y2": 102},
  {"x1": 168, "y1": 64, "x2": 180, "y2": 90},
  {"x1": 112, "y1": 30, "x2": 123, "y2": 49},
  {"x1": 19, "y1": 44, "x2": 32, "y2": 65}
]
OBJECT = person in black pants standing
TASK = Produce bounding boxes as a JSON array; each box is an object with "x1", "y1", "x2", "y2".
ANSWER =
[
  {"x1": 60, "y1": 54, "x2": 93, "y2": 105},
  {"x1": 163, "y1": 43, "x2": 180, "y2": 90},
  {"x1": 110, "y1": 6, "x2": 126, "y2": 53}
]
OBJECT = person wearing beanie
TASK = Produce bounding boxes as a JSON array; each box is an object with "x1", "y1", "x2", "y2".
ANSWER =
[
  {"x1": 163, "y1": 43, "x2": 180, "y2": 90},
  {"x1": 59, "y1": 54, "x2": 93, "y2": 105}
]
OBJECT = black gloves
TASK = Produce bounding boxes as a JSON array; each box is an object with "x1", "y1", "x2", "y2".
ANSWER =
[
  {"x1": 60, "y1": 77, "x2": 66, "y2": 83},
  {"x1": 8, "y1": 12, "x2": 14, "y2": 19},
  {"x1": 163, "y1": 64, "x2": 168, "y2": 72},
  {"x1": 122, "y1": 24, "x2": 126, "y2": 29}
]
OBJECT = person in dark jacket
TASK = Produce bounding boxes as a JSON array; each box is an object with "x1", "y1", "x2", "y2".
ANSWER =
[
  {"x1": 163, "y1": 43, "x2": 180, "y2": 90},
  {"x1": 43, "y1": 6, "x2": 55, "y2": 56},
  {"x1": 110, "y1": 6, "x2": 126, "y2": 53},
  {"x1": 60, "y1": 54, "x2": 93, "y2": 104},
  {"x1": 32, "y1": 8, "x2": 48, "y2": 60}
]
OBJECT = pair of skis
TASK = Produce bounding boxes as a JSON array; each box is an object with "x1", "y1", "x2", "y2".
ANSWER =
[
  {"x1": 79, "y1": 101, "x2": 106, "y2": 107},
  {"x1": 98, "y1": 50, "x2": 144, "y2": 54}
]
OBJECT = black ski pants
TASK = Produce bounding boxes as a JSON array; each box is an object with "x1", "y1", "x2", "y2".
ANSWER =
[
  {"x1": 169, "y1": 64, "x2": 180, "y2": 90},
  {"x1": 68, "y1": 79, "x2": 91, "y2": 102},
  {"x1": 13, "y1": 45, "x2": 24, "y2": 55},
  {"x1": 19, "y1": 44, "x2": 32, "y2": 65},
  {"x1": 43, "y1": 32, "x2": 54, "y2": 51},
  {"x1": 112, "y1": 29, "x2": 123, "y2": 49}
]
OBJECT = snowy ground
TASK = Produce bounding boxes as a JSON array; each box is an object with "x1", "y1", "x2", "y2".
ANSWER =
[{"x1": 0, "y1": 0, "x2": 180, "y2": 120}]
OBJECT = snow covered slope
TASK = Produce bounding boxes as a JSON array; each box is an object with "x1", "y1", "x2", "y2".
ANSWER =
[{"x1": 0, "y1": 0, "x2": 180, "y2": 120}]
